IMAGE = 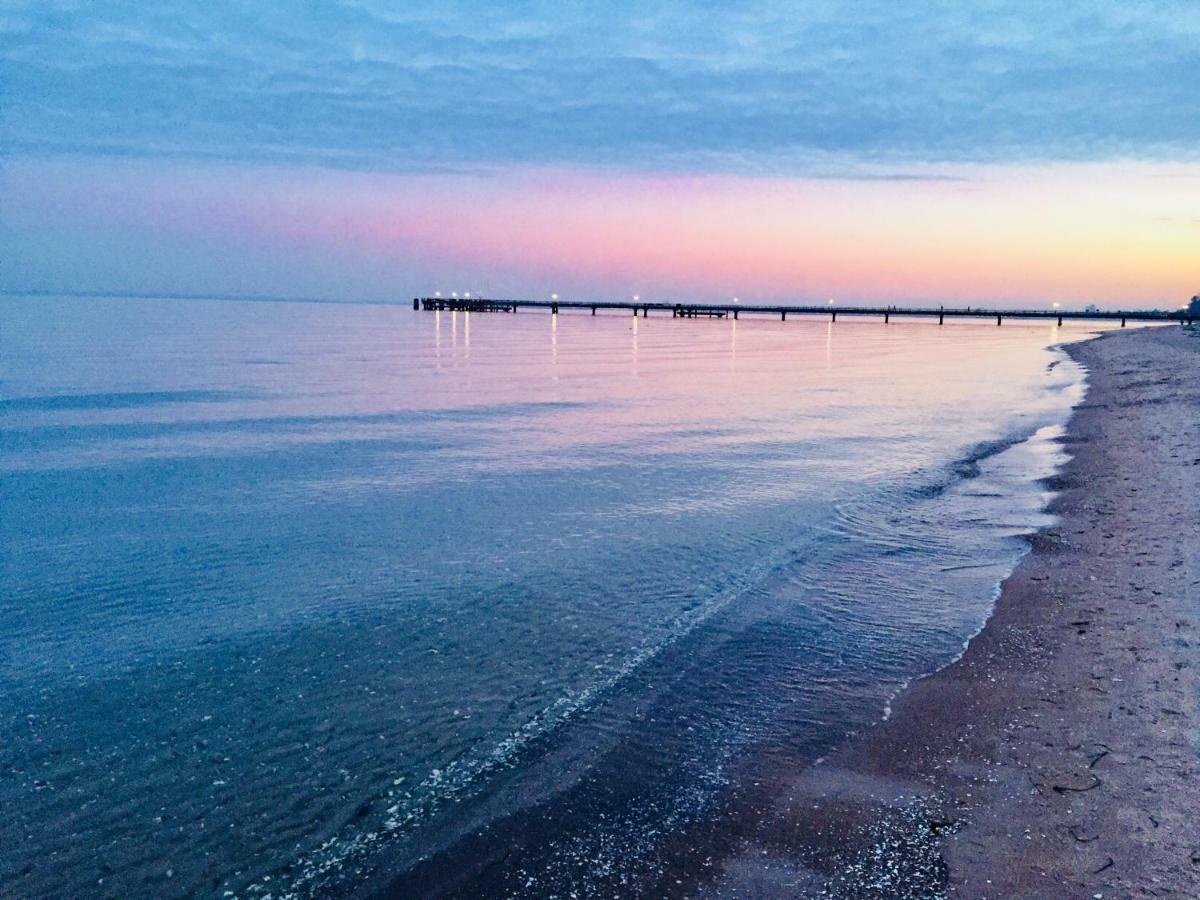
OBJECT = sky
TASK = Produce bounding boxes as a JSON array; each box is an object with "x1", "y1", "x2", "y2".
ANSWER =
[{"x1": 1, "y1": 1, "x2": 1198, "y2": 307}]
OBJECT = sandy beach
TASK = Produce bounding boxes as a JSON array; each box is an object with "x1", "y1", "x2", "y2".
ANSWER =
[{"x1": 709, "y1": 324, "x2": 1200, "y2": 897}]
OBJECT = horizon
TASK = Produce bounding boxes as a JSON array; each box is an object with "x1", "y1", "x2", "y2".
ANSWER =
[
  {"x1": 1, "y1": 287, "x2": 1192, "y2": 314},
  {"x1": 2, "y1": 3, "x2": 1198, "y2": 306}
]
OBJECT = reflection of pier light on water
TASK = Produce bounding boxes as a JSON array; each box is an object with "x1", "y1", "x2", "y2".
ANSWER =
[
  {"x1": 730, "y1": 316, "x2": 737, "y2": 372},
  {"x1": 451, "y1": 309, "x2": 457, "y2": 348},
  {"x1": 825, "y1": 320, "x2": 834, "y2": 367},
  {"x1": 631, "y1": 312, "x2": 639, "y2": 373},
  {"x1": 464, "y1": 311, "x2": 470, "y2": 355},
  {"x1": 434, "y1": 309, "x2": 442, "y2": 367}
]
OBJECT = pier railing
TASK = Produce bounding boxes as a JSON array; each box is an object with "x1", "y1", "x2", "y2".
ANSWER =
[{"x1": 415, "y1": 297, "x2": 1194, "y2": 328}]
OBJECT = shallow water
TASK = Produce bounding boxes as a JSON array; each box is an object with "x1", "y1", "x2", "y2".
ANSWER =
[{"x1": 0, "y1": 296, "x2": 1091, "y2": 897}]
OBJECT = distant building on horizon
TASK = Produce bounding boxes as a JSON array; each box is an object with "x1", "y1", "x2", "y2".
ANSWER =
[{"x1": 1084, "y1": 303, "x2": 1100, "y2": 313}]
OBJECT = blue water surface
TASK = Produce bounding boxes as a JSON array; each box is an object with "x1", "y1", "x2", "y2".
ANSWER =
[{"x1": 0, "y1": 295, "x2": 1090, "y2": 897}]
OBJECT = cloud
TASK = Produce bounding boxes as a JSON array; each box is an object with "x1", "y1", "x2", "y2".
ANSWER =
[{"x1": 1, "y1": 1, "x2": 1199, "y2": 174}]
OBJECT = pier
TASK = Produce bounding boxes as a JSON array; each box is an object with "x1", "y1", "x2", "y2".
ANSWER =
[{"x1": 415, "y1": 297, "x2": 1194, "y2": 327}]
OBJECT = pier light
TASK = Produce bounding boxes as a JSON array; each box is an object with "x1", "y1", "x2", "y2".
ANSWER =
[
  {"x1": 633, "y1": 294, "x2": 640, "y2": 301},
  {"x1": 551, "y1": 293, "x2": 559, "y2": 301},
  {"x1": 1053, "y1": 302, "x2": 1061, "y2": 309},
  {"x1": 464, "y1": 292, "x2": 471, "y2": 299},
  {"x1": 451, "y1": 291, "x2": 458, "y2": 298},
  {"x1": 435, "y1": 291, "x2": 441, "y2": 297},
  {"x1": 733, "y1": 297, "x2": 740, "y2": 303},
  {"x1": 828, "y1": 299, "x2": 835, "y2": 305}
]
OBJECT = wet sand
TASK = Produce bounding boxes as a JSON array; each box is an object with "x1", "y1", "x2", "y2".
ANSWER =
[{"x1": 709, "y1": 325, "x2": 1200, "y2": 897}]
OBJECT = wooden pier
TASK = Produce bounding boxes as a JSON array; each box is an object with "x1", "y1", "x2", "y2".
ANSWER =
[{"x1": 415, "y1": 297, "x2": 1194, "y2": 328}]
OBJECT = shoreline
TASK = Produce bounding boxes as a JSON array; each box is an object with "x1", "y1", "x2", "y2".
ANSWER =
[
  {"x1": 707, "y1": 325, "x2": 1200, "y2": 897},
  {"x1": 360, "y1": 326, "x2": 1196, "y2": 900}
]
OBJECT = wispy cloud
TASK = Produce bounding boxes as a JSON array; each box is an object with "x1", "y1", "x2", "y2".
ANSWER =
[{"x1": 2, "y1": 1, "x2": 1199, "y2": 174}]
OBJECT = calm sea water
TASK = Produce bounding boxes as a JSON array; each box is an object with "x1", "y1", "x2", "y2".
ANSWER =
[{"x1": 1, "y1": 296, "x2": 1090, "y2": 897}]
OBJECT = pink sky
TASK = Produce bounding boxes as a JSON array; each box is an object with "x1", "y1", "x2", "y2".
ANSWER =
[{"x1": 3, "y1": 157, "x2": 1197, "y2": 308}]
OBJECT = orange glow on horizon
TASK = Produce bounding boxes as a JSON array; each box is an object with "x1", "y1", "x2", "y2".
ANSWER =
[{"x1": 303, "y1": 162, "x2": 1200, "y2": 305}]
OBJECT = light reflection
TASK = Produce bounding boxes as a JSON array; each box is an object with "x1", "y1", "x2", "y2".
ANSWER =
[
  {"x1": 729, "y1": 317, "x2": 737, "y2": 373},
  {"x1": 464, "y1": 311, "x2": 470, "y2": 357},
  {"x1": 434, "y1": 309, "x2": 442, "y2": 369},
  {"x1": 631, "y1": 313, "x2": 639, "y2": 375},
  {"x1": 407, "y1": 305, "x2": 1087, "y2": 469}
]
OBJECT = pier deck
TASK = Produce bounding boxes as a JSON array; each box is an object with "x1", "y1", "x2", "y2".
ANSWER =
[{"x1": 416, "y1": 297, "x2": 1193, "y2": 327}]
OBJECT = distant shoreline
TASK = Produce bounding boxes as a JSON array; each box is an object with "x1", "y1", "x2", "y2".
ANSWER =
[{"x1": 705, "y1": 324, "x2": 1200, "y2": 896}]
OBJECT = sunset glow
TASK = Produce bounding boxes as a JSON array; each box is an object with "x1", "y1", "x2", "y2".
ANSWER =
[{"x1": 4, "y1": 158, "x2": 1197, "y2": 307}]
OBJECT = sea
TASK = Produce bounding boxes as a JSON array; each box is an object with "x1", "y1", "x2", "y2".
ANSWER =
[{"x1": 0, "y1": 294, "x2": 1094, "y2": 897}]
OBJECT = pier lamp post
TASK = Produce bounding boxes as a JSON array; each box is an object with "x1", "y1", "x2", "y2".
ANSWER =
[
  {"x1": 451, "y1": 291, "x2": 458, "y2": 298},
  {"x1": 551, "y1": 293, "x2": 558, "y2": 301},
  {"x1": 464, "y1": 292, "x2": 471, "y2": 299},
  {"x1": 435, "y1": 291, "x2": 441, "y2": 297}
]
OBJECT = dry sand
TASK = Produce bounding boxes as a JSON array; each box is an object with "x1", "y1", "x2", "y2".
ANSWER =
[{"x1": 708, "y1": 325, "x2": 1200, "y2": 898}]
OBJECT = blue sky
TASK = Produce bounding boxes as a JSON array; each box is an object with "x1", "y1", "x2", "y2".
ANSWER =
[
  {"x1": 4, "y1": 1, "x2": 1199, "y2": 172},
  {"x1": 1, "y1": 2, "x2": 1198, "y2": 304}
]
